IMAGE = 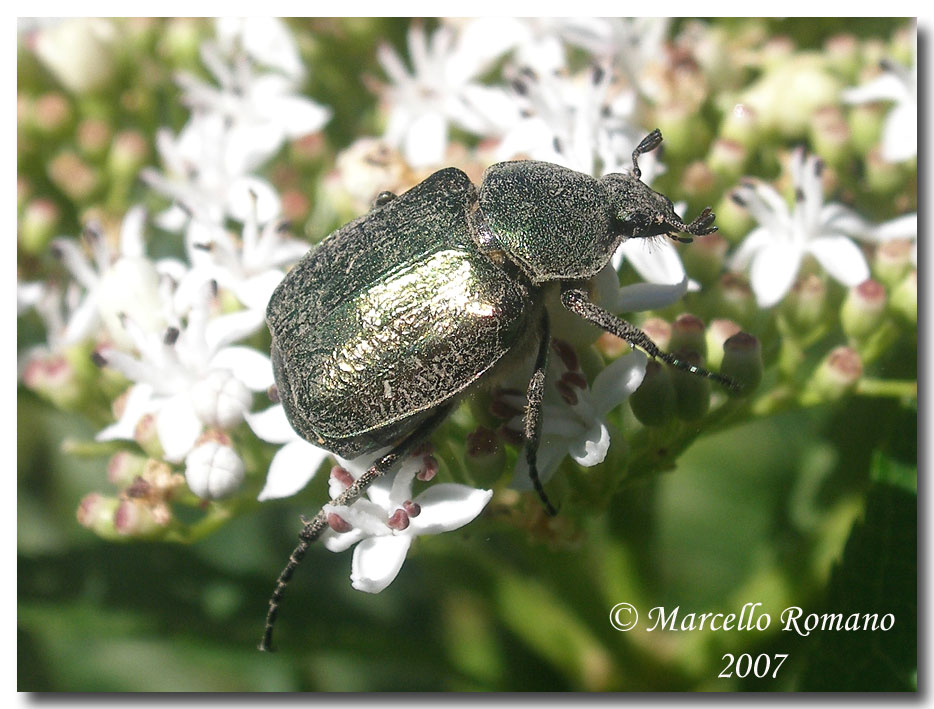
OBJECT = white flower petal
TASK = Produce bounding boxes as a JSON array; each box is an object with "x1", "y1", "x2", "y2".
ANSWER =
[
  {"x1": 880, "y1": 102, "x2": 917, "y2": 162},
  {"x1": 807, "y1": 236, "x2": 870, "y2": 287},
  {"x1": 245, "y1": 404, "x2": 299, "y2": 444},
  {"x1": 96, "y1": 383, "x2": 156, "y2": 442},
  {"x1": 619, "y1": 238, "x2": 686, "y2": 285},
  {"x1": 591, "y1": 350, "x2": 648, "y2": 416},
  {"x1": 402, "y1": 111, "x2": 447, "y2": 168},
  {"x1": 749, "y1": 241, "x2": 803, "y2": 308},
  {"x1": 568, "y1": 421, "x2": 610, "y2": 467},
  {"x1": 209, "y1": 346, "x2": 273, "y2": 391},
  {"x1": 257, "y1": 439, "x2": 330, "y2": 501},
  {"x1": 155, "y1": 394, "x2": 203, "y2": 462},
  {"x1": 322, "y1": 527, "x2": 367, "y2": 553},
  {"x1": 611, "y1": 278, "x2": 688, "y2": 313},
  {"x1": 351, "y1": 535, "x2": 412, "y2": 593},
  {"x1": 409, "y1": 484, "x2": 493, "y2": 535}
]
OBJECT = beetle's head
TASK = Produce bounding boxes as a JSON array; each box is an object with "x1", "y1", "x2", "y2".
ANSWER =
[{"x1": 600, "y1": 172, "x2": 717, "y2": 244}]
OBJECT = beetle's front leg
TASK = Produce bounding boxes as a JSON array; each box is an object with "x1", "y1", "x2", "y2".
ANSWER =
[
  {"x1": 524, "y1": 311, "x2": 558, "y2": 516},
  {"x1": 560, "y1": 285, "x2": 739, "y2": 391}
]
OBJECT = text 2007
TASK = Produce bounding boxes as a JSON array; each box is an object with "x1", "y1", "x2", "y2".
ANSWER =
[{"x1": 719, "y1": 653, "x2": 788, "y2": 679}]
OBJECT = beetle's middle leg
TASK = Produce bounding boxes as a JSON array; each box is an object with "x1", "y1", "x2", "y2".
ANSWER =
[
  {"x1": 560, "y1": 285, "x2": 739, "y2": 391},
  {"x1": 260, "y1": 404, "x2": 452, "y2": 652},
  {"x1": 524, "y1": 310, "x2": 559, "y2": 516}
]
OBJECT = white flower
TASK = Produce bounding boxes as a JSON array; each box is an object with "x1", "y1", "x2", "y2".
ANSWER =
[
  {"x1": 142, "y1": 112, "x2": 282, "y2": 229},
  {"x1": 247, "y1": 403, "x2": 331, "y2": 501},
  {"x1": 322, "y1": 459, "x2": 492, "y2": 593},
  {"x1": 176, "y1": 38, "x2": 330, "y2": 174},
  {"x1": 96, "y1": 283, "x2": 274, "y2": 462},
  {"x1": 557, "y1": 18, "x2": 670, "y2": 96},
  {"x1": 176, "y1": 202, "x2": 309, "y2": 328},
  {"x1": 510, "y1": 347, "x2": 648, "y2": 489},
  {"x1": 843, "y1": 55, "x2": 917, "y2": 163},
  {"x1": 214, "y1": 17, "x2": 305, "y2": 82},
  {"x1": 728, "y1": 149, "x2": 871, "y2": 307},
  {"x1": 185, "y1": 440, "x2": 245, "y2": 499},
  {"x1": 377, "y1": 22, "x2": 517, "y2": 167},
  {"x1": 495, "y1": 64, "x2": 645, "y2": 178},
  {"x1": 49, "y1": 207, "x2": 166, "y2": 348}
]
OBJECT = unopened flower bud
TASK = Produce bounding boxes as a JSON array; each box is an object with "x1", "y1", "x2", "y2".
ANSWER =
[
  {"x1": 872, "y1": 239, "x2": 914, "y2": 288},
  {"x1": 19, "y1": 198, "x2": 60, "y2": 255},
  {"x1": 715, "y1": 193, "x2": 756, "y2": 246},
  {"x1": 847, "y1": 102, "x2": 885, "y2": 155},
  {"x1": 464, "y1": 427, "x2": 505, "y2": 485},
  {"x1": 670, "y1": 351, "x2": 711, "y2": 421},
  {"x1": 654, "y1": 102, "x2": 708, "y2": 161},
  {"x1": 77, "y1": 493, "x2": 121, "y2": 540},
  {"x1": 22, "y1": 352, "x2": 82, "y2": 410},
  {"x1": 185, "y1": 441, "x2": 245, "y2": 500},
  {"x1": 77, "y1": 117, "x2": 113, "y2": 160},
  {"x1": 33, "y1": 92, "x2": 72, "y2": 136},
  {"x1": 810, "y1": 106, "x2": 851, "y2": 167},
  {"x1": 114, "y1": 498, "x2": 165, "y2": 538},
  {"x1": 108, "y1": 130, "x2": 149, "y2": 180},
  {"x1": 805, "y1": 346, "x2": 863, "y2": 402},
  {"x1": 134, "y1": 414, "x2": 164, "y2": 460},
  {"x1": 720, "y1": 333, "x2": 763, "y2": 394},
  {"x1": 841, "y1": 280, "x2": 887, "y2": 340},
  {"x1": 191, "y1": 370, "x2": 252, "y2": 429},
  {"x1": 641, "y1": 317, "x2": 672, "y2": 352},
  {"x1": 670, "y1": 314, "x2": 707, "y2": 358},
  {"x1": 107, "y1": 450, "x2": 148, "y2": 487},
  {"x1": 824, "y1": 34, "x2": 861, "y2": 80},
  {"x1": 780, "y1": 273, "x2": 829, "y2": 333},
  {"x1": 708, "y1": 139, "x2": 748, "y2": 185},
  {"x1": 48, "y1": 151, "x2": 99, "y2": 203},
  {"x1": 681, "y1": 161, "x2": 716, "y2": 201},
  {"x1": 890, "y1": 269, "x2": 916, "y2": 326},
  {"x1": 705, "y1": 319, "x2": 743, "y2": 370},
  {"x1": 865, "y1": 147, "x2": 903, "y2": 194},
  {"x1": 629, "y1": 360, "x2": 676, "y2": 427},
  {"x1": 721, "y1": 103, "x2": 759, "y2": 148}
]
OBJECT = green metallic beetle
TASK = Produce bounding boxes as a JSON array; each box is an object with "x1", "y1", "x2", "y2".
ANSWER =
[{"x1": 260, "y1": 129, "x2": 732, "y2": 651}]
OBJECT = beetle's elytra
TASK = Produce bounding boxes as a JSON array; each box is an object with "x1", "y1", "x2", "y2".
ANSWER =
[{"x1": 260, "y1": 129, "x2": 734, "y2": 651}]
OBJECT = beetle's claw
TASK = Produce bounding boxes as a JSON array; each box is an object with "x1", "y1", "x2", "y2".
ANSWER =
[{"x1": 685, "y1": 207, "x2": 717, "y2": 236}]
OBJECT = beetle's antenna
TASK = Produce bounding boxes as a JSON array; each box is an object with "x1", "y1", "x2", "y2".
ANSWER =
[{"x1": 631, "y1": 129, "x2": 663, "y2": 180}]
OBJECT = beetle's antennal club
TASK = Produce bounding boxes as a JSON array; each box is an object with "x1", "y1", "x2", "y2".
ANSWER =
[{"x1": 631, "y1": 128, "x2": 663, "y2": 180}]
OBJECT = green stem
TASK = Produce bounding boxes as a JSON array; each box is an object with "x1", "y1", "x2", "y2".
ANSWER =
[{"x1": 855, "y1": 377, "x2": 917, "y2": 400}]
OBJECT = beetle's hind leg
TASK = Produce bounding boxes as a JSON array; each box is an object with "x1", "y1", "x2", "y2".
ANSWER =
[
  {"x1": 259, "y1": 404, "x2": 452, "y2": 652},
  {"x1": 523, "y1": 311, "x2": 559, "y2": 516},
  {"x1": 560, "y1": 285, "x2": 739, "y2": 392}
]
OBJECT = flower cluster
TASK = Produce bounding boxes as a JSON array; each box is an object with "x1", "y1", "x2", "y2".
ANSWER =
[{"x1": 18, "y1": 18, "x2": 916, "y2": 599}]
